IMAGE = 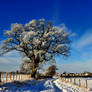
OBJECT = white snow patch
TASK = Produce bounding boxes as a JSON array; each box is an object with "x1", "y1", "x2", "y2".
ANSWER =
[{"x1": 0, "y1": 78, "x2": 92, "y2": 92}]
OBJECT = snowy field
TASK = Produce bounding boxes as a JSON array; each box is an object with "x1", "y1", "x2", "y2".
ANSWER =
[
  {"x1": 0, "y1": 78, "x2": 92, "y2": 92},
  {"x1": 54, "y1": 78, "x2": 92, "y2": 92},
  {"x1": 64, "y1": 78, "x2": 92, "y2": 90}
]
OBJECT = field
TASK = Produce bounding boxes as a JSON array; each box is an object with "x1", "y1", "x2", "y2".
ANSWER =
[
  {"x1": 55, "y1": 78, "x2": 92, "y2": 92},
  {"x1": 0, "y1": 76, "x2": 92, "y2": 92}
]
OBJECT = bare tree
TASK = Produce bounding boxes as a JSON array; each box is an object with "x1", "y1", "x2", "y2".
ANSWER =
[{"x1": 0, "y1": 19, "x2": 71, "y2": 78}]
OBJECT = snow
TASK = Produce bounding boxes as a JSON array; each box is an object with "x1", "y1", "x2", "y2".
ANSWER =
[
  {"x1": 59, "y1": 78, "x2": 92, "y2": 91},
  {"x1": 0, "y1": 78, "x2": 92, "y2": 92},
  {"x1": 0, "y1": 78, "x2": 61, "y2": 92},
  {"x1": 23, "y1": 31, "x2": 37, "y2": 42},
  {"x1": 54, "y1": 78, "x2": 90, "y2": 92}
]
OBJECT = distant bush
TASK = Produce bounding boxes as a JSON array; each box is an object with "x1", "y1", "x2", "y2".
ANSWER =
[{"x1": 47, "y1": 65, "x2": 57, "y2": 77}]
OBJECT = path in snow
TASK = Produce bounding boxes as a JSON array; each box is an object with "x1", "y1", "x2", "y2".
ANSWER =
[
  {"x1": 0, "y1": 78, "x2": 91, "y2": 92},
  {"x1": 0, "y1": 78, "x2": 61, "y2": 92}
]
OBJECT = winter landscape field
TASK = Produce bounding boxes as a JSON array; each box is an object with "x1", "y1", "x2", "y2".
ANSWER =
[
  {"x1": 0, "y1": 77, "x2": 92, "y2": 92},
  {"x1": 0, "y1": 0, "x2": 92, "y2": 92}
]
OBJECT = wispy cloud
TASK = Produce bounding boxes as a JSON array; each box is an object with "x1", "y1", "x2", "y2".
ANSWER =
[
  {"x1": 56, "y1": 30, "x2": 92, "y2": 73},
  {"x1": 72, "y1": 31, "x2": 92, "y2": 50},
  {"x1": 56, "y1": 24, "x2": 77, "y2": 38},
  {"x1": 57, "y1": 60, "x2": 92, "y2": 73},
  {"x1": 0, "y1": 50, "x2": 22, "y2": 71},
  {"x1": 70, "y1": 33, "x2": 77, "y2": 37}
]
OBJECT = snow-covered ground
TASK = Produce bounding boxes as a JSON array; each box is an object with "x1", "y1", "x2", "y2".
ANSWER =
[
  {"x1": 54, "y1": 78, "x2": 91, "y2": 92},
  {"x1": 64, "y1": 78, "x2": 92, "y2": 90},
  {"x1": 0, "y1": 78, "x2": 92, "y2": 92},
  {"x1": 0, "y1": 78, "x2": 61, "y2": 92}
]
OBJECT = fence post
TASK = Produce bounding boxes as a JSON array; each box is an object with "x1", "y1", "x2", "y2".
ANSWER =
[
  {"x1": 65, "y1": 78, "x2": 67, "y2": 83},
  {"x1": 85, "y1": 80, "x2": 88, "y2": 89},
  {"x1": 19, "y1": 74, "x2": 20, "y2": 80},
  {"x1": 64, "y1": 78, "x2": 66, "y2": 82},
  {"x1": 62, "y1": 78, "x2": 64, "y2": 82},
  {"x1": 6, "y1": 73, "x2": 8, "y2": 83},
  {"x1": 69, "y1": 78, "x2": 71, "y2": 83},
  {"x1": 67, "y1": 78, "x2": 69, "y2": 83},
  {"x1": 16, "y1": 74, "x2": 17, "y2": 80},
  {"x1": 0, "y1": 72, "x2": 1, "y2": 84},
  {"x1": 70, "y1": 78, "x2": 72, "y2": 83},
  {"x1": 20, "y1": 74, "x2": 21, "y2": 80},
  {"x1": 79, "y1": 79, "x2": 81, "y2": 87},
  {"x1": 21, "y1": 74, "x2": 22, "y2": 80},
  {"x1": 74, "y1": 78, "x2": 76, "y2": 85},
  {"x1": 18, "y1": 74, "x2": 20, "y2": 80},
  {"x1": 10, "y1": 72, "x2": 11, "y2": 81},
  {"x1": 13, "y1": 72, "x2": 14, "y2": 81}
]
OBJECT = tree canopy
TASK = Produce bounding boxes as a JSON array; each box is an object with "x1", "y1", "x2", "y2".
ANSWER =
[{"x1": 0, "y1": 19, "x2": 71, "y2": 77}]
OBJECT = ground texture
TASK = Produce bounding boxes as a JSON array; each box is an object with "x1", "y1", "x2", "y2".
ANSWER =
[{"x1": 0, "y1": 78, "x2": 91, "y2": 92}]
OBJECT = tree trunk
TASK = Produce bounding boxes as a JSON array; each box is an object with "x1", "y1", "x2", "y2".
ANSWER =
[
  {"x1": 31, "y1": 68, "x2": 37, "y2": 78},
  {"x1": 30, "y1": 54, "x2": 39, "y2": 78}
]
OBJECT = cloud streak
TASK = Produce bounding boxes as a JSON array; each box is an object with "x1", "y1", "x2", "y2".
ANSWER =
[
  {"x1": 57, "y1": 60, "x2": 92, "y2": 73},
  {"x1": 0, "y1": 51, "x2": 22, "y2": 71},
  {"x1": 72, "y1": 31, "x2": 92, "y2": 50}
]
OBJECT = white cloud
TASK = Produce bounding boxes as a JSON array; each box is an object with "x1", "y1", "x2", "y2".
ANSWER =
[
  {"x1": 72, "y1": 31, "x2": 92, "y2": 50},
  {"x1": 57, "y1": 60, "x2": 92, "y2": 73},
  {"x1": 56, "y1": 30, "x2": 92, "y2": 73},
  {"x1": 0, "y1": 56, "x2": 21, "y2": 64},
  {"x1": 56, "y1": 25, "x2": 77, "y2": 38},
  {"x1": 0, "y1": 50, "x2": 22, "y2": 71},
  {"x1": 0, "y1": 51, "x2": 22, "y2": 63},
  {"x1": 70, "y1": 33, "x2": 77, "y2": 37}
]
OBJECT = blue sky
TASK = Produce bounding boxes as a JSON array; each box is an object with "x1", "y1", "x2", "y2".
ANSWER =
[{"x1": 0, "y1": 0, "x2": 92, "y2": 73}]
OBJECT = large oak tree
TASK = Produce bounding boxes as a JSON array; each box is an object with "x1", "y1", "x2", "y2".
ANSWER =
[{"x1": 0, "y1": 19, "x2": 71, "y2": 78}]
